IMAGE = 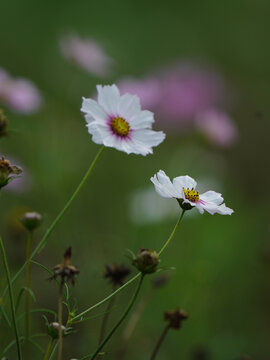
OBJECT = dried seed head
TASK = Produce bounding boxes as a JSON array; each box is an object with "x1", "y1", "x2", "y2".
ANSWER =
[
  {"x1": 151, "y1": 274, "x2": 169, "y2": 289},
  {"x1": 51, "y1": 246, "x2": 79, "y2": 286},
  {"x1": 21, "y1": 211, "x2": 42, "y2": 231},
  {"x1": 133, "y1": 248, "x2": 159, "y2": 274},
  {"x1": 0, "y1": 109, "x2": 8, "y2": 138},
  {"x1": 0, "y1": 156, "x2": 22, "y2": 189},
  {"x1": 104, "y1": 263, "x2": 131, "y2": 287},
  {"x1": 164, "y1": 308, "x2": 188, "y2": 330}
]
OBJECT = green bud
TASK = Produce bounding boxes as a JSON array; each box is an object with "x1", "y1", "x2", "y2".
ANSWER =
[
  {"x1": 133, "y1": 248, "x2": 159, "y2": 274},
  {"x1": 21, "y1": 212, "x2": 42, "y2": 231},
  {"x1": 47, "y1": 322, "x2": 66, "y2": 340}
]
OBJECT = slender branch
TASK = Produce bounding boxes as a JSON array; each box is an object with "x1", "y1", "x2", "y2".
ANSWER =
[
  {"x1": 90, "y1": 274, "x2": 144, "y2": 360},
  {"x1": 44, "y1": 339, "x2": 54, "y2": 360},
  {"x1": 25, "y1": 230, "x2": 33, "y2": 360},
  {"x1": 0, "y1": 236, "x2": 22, "y2": 360},
  {"x1": 57, "y1": 282, "x2": 64, "y2": 360},
  {"x1": 158, "y1": 210, "x2": 185, "y2": 256},
  {"x1": 1, "y1": 146, "x2": 105, "y2": 300},
  {"x1": 150, "y1": 324, "x2": 170, "y2": 360}
]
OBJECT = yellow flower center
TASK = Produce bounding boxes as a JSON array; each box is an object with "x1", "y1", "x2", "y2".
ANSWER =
[
  {"x1": 111, "y1": 117, "x2": 130, "y2": 136},
  {"x1": 183, "y1": 187, "x2": 199, "y2": 203}
]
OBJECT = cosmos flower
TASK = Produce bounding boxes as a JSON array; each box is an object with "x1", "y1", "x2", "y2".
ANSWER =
[
  {"x1": 151, "y1": 170, "x2": 233, "y2": 215},
  {"x1": 81, "y1": 84, "x2": 165, "y2": 155},
  {"x1": 60, "y1": 35, "x2": 113, "y2": 77},
  {"x1": 195, "y1": 109, "x2": 237, "y2": 147},
  {"x1": 0, "y1": 68, "x2": 42, "y2": 114}
]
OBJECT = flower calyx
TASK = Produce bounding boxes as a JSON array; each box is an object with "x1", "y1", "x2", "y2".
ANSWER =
[
  {"x1": 0, "y1": 157, "x2": 22, "y2": 189},
  {"x1": 133, "y1": 248, "x2": 159, "y2": 274},
  {"x1": 51, "y1": 247, "x2": 79, "y2": 286},
  {"x1": 164, "y1": 308, "x2": 188, "y2": 330}
]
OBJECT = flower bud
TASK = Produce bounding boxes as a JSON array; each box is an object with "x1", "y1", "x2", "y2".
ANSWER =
[
  {"x1": 0, "y1": 109, "x2": 8, "y2": 138},
  {"x1": 47, "y1": 322, "x2": 66, "y2": 339},
  {"x1": 0, "y1": 157, "x2": 22, "y2": 189},
  {"x1": 21, "y1": 211, "x2": 42, "y2": 231},
  {"x1": 164, "y1": 308, "x2": 188, "y2": 329},
  {"x1": 133, "y1": 248, "x2": 159, "y2": 274}
]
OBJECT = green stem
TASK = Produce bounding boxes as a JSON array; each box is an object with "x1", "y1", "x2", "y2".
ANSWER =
[
  {"x1": 150, "y1": 324, "x2": 170, "y2": 360},
  {"x1": 90, "y1": 274, "x2": 144, "y2": 360},
  {"x1": 25, "y1": 230, "x2": 33, "y2": 360},
  {"x1": 71, "y1": 273, "x2": 141, "y2": 323},
  {"x1": 158, "y1": 210, "x2": 185, "y2": 256},
  {"x1": 0, "y1": 236, "x2": 22, "y2": 360},
  {"x1": 1, "y1": 146, "x2": 105, "y2": 300},
  {"x1": 44, "y1": 339, "x2": 54, "y2": 360},
  {"x1": 57, "y1": 283, "x2": 64, "y2": 360}
]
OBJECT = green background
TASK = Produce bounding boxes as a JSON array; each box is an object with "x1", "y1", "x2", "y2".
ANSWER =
[{"x1": 0, "y1": 0, "x2": 269, "y2": 359}]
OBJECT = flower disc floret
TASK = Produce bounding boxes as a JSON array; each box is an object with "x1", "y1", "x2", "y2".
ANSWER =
[
  {"x1": 81, "y1": 84, "x2": 165, "y2": 156},
  {"x1": 110, "y1": 116, "x2": 130, "y2": 136},
  {"x1": 151, "y1": 170, "x2": 233, "y2": 215}
]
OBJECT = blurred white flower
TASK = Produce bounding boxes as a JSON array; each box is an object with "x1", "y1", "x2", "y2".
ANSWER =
[
  {"x1": 195, "y1": 109, "x2": 237, "y2": 147},
  {"x1": 60, "y1": 35, "x2": 113, "y2": 77},
  {"x1": 81, "y1": 84, "x2": 165, "y2": 155},
  {"x1": 151, "y1": 170, "x2": 233, "y2": 215},
  {"x1": 0, "y1": 68, "x2": 42, "y2": 114}
]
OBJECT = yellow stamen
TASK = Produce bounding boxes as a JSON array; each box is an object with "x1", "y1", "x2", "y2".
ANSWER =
[
  {"x1": 111, "y1": 117, "x2": 130, "y2": 136},
  {"x1": 183, "y1": 187, "x2": 199, "y2": 203}
]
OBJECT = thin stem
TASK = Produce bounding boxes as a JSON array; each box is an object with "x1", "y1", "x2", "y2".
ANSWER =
[
  {"x1": 97, "y1": 285, "x2": 116, "y2": 348},
  {"x1": 0, "y1": 236, "x2": 22, "y2": 360},
  {"x1": 44, "y1": 339, "x2": 54, "y2": 360},
  {"x1": 158, "y1": 210, "x2": 185, "y2": 256},
  {"x1": 1, "y1": 146, "x2": 105, "y2": 300},
  {"x1": 150, "y1": 324, "x2": 170, "y2": 360},
  {"x1": 90, "y1": 274, "x2": 144, "y2": 360},
  {"x1": 57, "y1": 283, "x2": 64, "y2": 360},
  {"x1": 25, "y1": 230, "x2": 33, "y2": 360},
  {"x1": 71, "y1": 273, "x2": 141, "y2": 323}
]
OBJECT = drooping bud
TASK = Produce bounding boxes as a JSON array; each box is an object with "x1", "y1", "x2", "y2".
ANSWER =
[
  {"x1": 0, "y1": 157, "x2": 22, "y2": 189},
  {"x1": 133, "y1": 248, "x2": 159, "y2": 274},
  {"x1": 0, "y1": 109, "x2": 8, "y2": 138},
  {"x1": 104, "y1": 263, "x2": 131, "y2": 287},
  {"x1": 51, "y1": 247, "x2": 79, "y2": 286},
  {"x1": 164, "y1": 308, "x2": 188, "y2": 329},
  {"x1": 21, "y1": 211, "x2": 42, "y2": 231}
]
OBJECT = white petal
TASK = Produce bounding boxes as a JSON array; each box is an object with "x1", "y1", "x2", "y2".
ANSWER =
[
  {"x1": 215, "y1": 203, "x2": 234, "y2": 215},
  {"x1": 117, "y1": 93, "x2": 141, "y2": 119},
  {"x1": 86, "y1": 122, "x2": 111, "y2": 144},
  {"x1": 200, "y1": 190, "x2": 224, "y2": 205},
  {"x1": 199, "y1": 202, "x2": 233, "y2": 215},
  {"x1": 131, "y1": 129, "x2": 166, "y2": 148},
  {"x1": 173, "y1": 176, "x2": 197, "y2": 190},
  {"x1": 97, "y1": 84, "x2": 120, "y2": 115},
  {"x1": 151, "y1": 170, "x2": 181, "y2": 198},
  {"x1": 129, "y1": 110, "x2": 155, "y2": 129},
  {"x1": 194, "y1": 203, "x2": 205, "y2": 214},
  {"x1": 81, "y1": 97, "x2": 107, "y2": 122}
]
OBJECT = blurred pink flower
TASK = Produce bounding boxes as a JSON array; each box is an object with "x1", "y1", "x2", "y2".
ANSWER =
[
  {"x1": 195, "y1": 109, "x2": 237, "y2": 147},
  {"x1": 158, "y1": 63, "x2": 225, "y2": 125},
  {"x1": 0, "y1": 68, "x2": 42, "y2": 114},
  {"x1": 117, "y1": 77, "x2": 162, "y2": 109},
  {"x1": 60, "y1": 35, "x2": 113, "y2": 77}
]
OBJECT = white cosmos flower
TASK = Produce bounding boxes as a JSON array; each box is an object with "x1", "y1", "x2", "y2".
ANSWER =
[
  {"x1": 151, "y1": 170, "x2": 233, "y2": 215},
  {"x1": 81, "y1": 84, "x2": 166, "y2": 155}
]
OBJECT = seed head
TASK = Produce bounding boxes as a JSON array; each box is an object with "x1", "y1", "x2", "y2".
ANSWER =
[
  {"x1": 164, "y1": 308, "x2": 188, "y2": 329},
  {"x1": 0, "y1": 156, "x2": 22, "y2": 189},
  {"x1": 104, "y1": 263, "x2": 131, "y2": 287},
  {"x1": 51, "y1": 247, "x2": 79, "y2": 286},
  {"x1": 133, "y1": 248, "x2": 159, "y2": 274},
  {"x1": 21, "y1": 211, "x2": 42, "y2": 231}
]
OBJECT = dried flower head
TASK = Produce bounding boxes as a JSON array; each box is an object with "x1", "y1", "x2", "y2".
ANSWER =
[
  {"x1": 0, "y1": 109, "x2": 8, "y2": 138},
  {"x1": 104, "y1": 263, "x2": 131, "y2": 287},
  {"x1": 151, "y1": 274, "x2": 169, "y2": 289},
  {"x1": 133, "y1": 248, "x2": 159, "y2": 274},
  {"x1": 21, "y1": 211, "x2": 42, "y2": 231},
  {"x1": 52, "y1": 247, "x2": 79, "y2": 286},
  {"x1": 164, "y1": 308, "x2": 188, "y2": 329},
  {"x1": 0, "y1": 156, "x2": 22, "y2": 189}
]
